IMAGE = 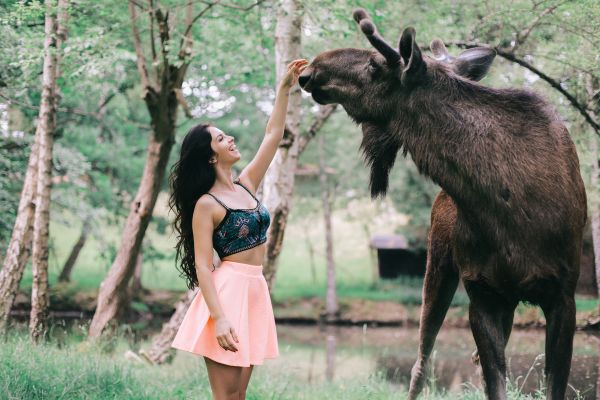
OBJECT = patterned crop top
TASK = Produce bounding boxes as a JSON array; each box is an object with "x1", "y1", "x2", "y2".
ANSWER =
[{"x1": 206, "y1": 180, "x2": 271, "y2": 258}]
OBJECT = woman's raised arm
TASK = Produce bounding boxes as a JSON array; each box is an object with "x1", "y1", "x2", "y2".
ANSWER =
[{"x1": 238, "y1": 59, "x2": 308, "y2": 191}]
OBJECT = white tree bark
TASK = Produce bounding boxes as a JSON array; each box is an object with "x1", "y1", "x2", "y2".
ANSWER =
[
  {"x1": 29, "y1": 0, "x2": 68, "y2": 342},
  {"x1": 261, "y1": 0, "x2": 304, "y2": 290},
  {"x1": 0, "y1": 130, "x2": 39, "y2": 333}
]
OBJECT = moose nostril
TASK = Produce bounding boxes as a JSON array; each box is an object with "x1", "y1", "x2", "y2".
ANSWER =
[{"x1": 298, "y1": 74, "x2": 310, "y2": 88}]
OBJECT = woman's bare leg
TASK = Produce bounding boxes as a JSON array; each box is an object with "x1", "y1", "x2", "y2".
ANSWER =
[
  {"x1": 239, "y1": 366, "x2": 254, "y2": 399},
  {"x1": 204, "y1": 357, "x2": 243, "y2": 400}
]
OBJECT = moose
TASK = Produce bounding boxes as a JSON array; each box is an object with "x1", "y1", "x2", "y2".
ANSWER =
[{"x1": 298, "y1": 8, "x2": 587, "y2": 400}]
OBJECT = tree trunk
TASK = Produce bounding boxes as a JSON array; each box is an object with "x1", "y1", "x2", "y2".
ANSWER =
[
  {"x1": 261, "y1": 0, "x2": 304, "y2": 291},
  {"x1": 88, "y1": 109, "x2": 176, "y2": 339},
  {"x1": 29, "y1": 0, "x2": 68, "y2": 343},
  {"x1": 585, "y1": 76, "x2": 600, "y2": 313},
  {"x1": 58, "y1": 217, "x2": 90, "y2": 283},
  {"x1": 87, "y1": 3, "x2": 187, "y2": 339},
  {"x1": 0, "y1": 133, "x2": 38, "y2": 334},
  {"x1": 319, "y1": 134, "x2": 337, "y2": 321},
  {"x1": 141, "y1": 288, "x2": 198, "y2": 364},
  {"x1": 591, "y1": 131, "x2": 600, "y2": 314}
]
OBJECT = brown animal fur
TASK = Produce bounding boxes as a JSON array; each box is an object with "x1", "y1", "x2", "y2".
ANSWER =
[{"x1": 299, "y1": 9, "x2": 587, "y2": 400}]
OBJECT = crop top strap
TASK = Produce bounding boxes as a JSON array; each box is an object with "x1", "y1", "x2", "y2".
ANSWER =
[
  {"x1": 206, "y1": 192, "x2": 231, "y2": 211},
  {"x1": 234, "y1": 179, "x2": 259, "y2": 201}
]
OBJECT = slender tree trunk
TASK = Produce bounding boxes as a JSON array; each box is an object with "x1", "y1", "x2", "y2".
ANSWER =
[
  {"x1": 58, "y1": 217, "x2": 90, "y2": 282},
  {"x1": 303, "y1": 224, "x2": 317, "y2": 285},
  {"x1": 260, "y1": 0, "x2": 304, "y2": 291},
  {"x1": 29, "y1": 0, "x2": 68, "y2": 343},
  {"x1": 0, "y1": 135, "x2": 38, "y2": 334},
  {"x1": 319, "y1": 134, "x2": 337, "y2": 321},
  {"x1": 585, "y1": 76, "x2": 600, "y2": 313},
  {"x1": 141, "y1": 288, "x2": 197, "y2": 364},
  {"x1": 591, "y1": 131, "x2": 600, "y2": 313}
]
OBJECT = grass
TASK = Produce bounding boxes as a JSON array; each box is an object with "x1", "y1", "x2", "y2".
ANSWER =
[{"x1": 0, "y1": 325, "x2": 563, "y2": 400}]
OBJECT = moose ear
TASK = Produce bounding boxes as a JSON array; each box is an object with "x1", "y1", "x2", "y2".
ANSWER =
[
  {"x1": 453, "y1": 47, "x2": 496, "y2": 81},
  {"x1": 430, "y1": 39, "x2": 454, "y2": 62},
  {"x1": 399, "y1": 27, "x2": 426, "y2": 86}
]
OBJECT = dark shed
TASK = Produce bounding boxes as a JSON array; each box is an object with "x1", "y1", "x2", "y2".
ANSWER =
[{"x1": 370, "y1": 234, "x2": 426, "y2": 279}]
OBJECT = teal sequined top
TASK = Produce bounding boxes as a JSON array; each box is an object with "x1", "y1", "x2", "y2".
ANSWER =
[{"x1": 207, "y1": 180, "x2": 270, "y2": 258}]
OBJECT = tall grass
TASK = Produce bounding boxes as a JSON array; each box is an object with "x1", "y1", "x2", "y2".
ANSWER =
[{"x1": 1, "y1": 325, "x2": 576, "y2": 400}]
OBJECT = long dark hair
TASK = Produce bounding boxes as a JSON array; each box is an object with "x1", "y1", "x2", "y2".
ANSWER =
[{"x1": 169, "y1": 123, "x2": 216, "y2": 290}]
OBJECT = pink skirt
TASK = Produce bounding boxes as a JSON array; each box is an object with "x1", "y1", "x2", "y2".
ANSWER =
[{"x1": 171, "y1": 260, "x2": 279, "y2": 367}]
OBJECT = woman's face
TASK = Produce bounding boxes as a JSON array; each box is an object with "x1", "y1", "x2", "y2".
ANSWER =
[{"x1": 208, "y1": 126, "x2": 241, "y2": 164}]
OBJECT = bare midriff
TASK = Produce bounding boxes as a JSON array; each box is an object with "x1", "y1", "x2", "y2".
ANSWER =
[{"x1": 221, "y1": 242, "x2": 267, "y2": 267}]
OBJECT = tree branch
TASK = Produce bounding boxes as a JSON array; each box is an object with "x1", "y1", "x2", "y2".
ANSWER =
[
  {"x1": 155, "y1": 8, "x2": 170, "y2": 84},
  {"x1": 298, "y1": 104, "x2": 338, "y2": 155},
  {"x1": 177, "y1": 0, "x2": 195, "y2": 61},
  {"x1": 513, "y1": 1, "x2": 565, "y2": 52},
  {"x1": 128, "y1": 1, "x2": 152, "y2": 94},
  {"x1": 179, "y1": 2, "x2": 217, "y2": 54},
  {"x1": 435, "y1": 40, "x2": 600, "y2": 134},
  {"x1": 147, "y1": 0, "x2": 157, "y2": 74},
  {"x1": 199, "y1": 0, "x2": 266, "y2": 11}
]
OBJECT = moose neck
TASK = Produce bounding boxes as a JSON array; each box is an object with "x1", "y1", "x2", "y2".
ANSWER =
[{"x1": 393, "y1": 79, "x2": 549, "y2": 215}]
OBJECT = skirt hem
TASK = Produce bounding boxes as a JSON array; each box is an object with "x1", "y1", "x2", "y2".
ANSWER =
[{"x1": 171, "y1": 344, "x2": 279, "y2": 367}]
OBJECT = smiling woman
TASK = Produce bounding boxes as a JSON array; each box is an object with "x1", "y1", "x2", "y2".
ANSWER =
[{"x1": 167, "y1": 59, "x2": 308, "y2": 399}]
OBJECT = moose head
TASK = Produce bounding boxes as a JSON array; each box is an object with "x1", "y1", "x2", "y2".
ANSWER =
[{"x1": 299, "y1": 8, "x2": 497, "y2": 197}]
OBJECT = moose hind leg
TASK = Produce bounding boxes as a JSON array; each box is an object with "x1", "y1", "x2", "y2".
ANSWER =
[
  {"x1": 408, "y1": 237, "x2": 458, "y2": 399},
  {"x1": 541, "y1": 294, "x2": 576, "y2": 400},
  {"x1": 466, "y1": 283, "x2": 517, "y2": 400}
]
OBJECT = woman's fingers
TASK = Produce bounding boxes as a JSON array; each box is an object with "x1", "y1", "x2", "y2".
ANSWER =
[
  {"x1": 230, "y1": 327, "x2": 239, "y2": 343},
  {"x1": 287, "y1": 59, "x2": 308, "y2": 70},
  {"x1": 225, "y1": 333, "x2": 238, "y2": 352},
  {"x1": 217, "y1": 337, "x2": 229, "y2": 351}
]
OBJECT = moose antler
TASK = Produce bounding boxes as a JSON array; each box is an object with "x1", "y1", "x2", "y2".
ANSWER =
[{"x1": 352, "y1": 8, "x2": 400, "y2": 65}]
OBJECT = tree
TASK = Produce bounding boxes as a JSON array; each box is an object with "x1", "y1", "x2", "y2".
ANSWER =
[
  {"x1": 259, "y1": 0, "x2": 304, "y2": 290},
  {"x1": 88, "y1": 0, "x2": 266, "y2": 339},
  {"x1": 58, "y1": 216, "x2": 90, "y2": 282},
  {"x1": 318, "y1": 132, "x2": 337, "y2": 322},
  {"x1": 29, "y1": 0, "x2": 68, "y2": 343}
]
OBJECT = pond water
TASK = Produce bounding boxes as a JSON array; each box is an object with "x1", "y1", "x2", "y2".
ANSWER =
[{"x1": 261, "y1": 325, "x2": 600, "y2": 399}]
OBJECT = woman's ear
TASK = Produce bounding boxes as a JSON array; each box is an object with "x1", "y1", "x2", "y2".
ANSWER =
[{"x1": 209, "y1": 157, "x2": 217, "y2": 164}]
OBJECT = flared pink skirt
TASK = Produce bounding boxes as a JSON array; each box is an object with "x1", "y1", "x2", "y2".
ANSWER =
[{"x1": 171, "y1": 260, "x2": 279, "y2": 367}]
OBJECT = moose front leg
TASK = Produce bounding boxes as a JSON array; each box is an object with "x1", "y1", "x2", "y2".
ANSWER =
[{"x1": 408, "y1": 192, "x2": 458, "y2": 400}]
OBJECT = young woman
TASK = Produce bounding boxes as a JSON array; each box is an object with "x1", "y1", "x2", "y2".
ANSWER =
[{"x1": 169, "y1": 59, "x2": 308, "y2": 400}]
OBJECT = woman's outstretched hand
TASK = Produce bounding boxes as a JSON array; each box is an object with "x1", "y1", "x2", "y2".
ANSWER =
[{"x1": 279, "y1": 59, "x2": 309, "y2": 90}]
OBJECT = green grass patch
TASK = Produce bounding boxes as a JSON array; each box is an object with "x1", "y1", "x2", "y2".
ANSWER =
[{"x1": 0, "y1": 326, "x2": 562, "y2": 400}]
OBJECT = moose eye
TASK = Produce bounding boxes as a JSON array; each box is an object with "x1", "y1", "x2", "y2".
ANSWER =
[{"x1": 367, "y1": 58, "x2": 380, "y2": 74}]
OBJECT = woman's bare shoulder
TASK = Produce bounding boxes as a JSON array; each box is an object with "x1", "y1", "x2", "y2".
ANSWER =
[{"x1": 193, "y1": 194, "x2": 219, "y2": 220}]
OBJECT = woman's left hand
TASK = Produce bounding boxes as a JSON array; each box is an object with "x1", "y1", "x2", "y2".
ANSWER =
[{"x1": 280, "y1": 59, "x2": 309, "y2": 90}]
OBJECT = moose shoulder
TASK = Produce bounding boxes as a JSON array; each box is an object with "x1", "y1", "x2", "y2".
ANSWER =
[{"x1": 299, "y1": 8, "x2": 586, "y2": 400}]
